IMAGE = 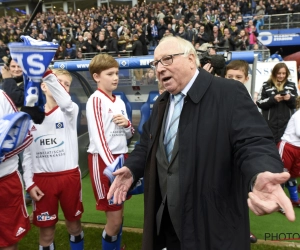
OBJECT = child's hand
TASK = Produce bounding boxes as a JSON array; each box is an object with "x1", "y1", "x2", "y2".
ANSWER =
[
  {"x1": 112, "y1": 114, "x2": 129, "y2": 128},
  {"x1": 274, "y1": 94, "x2": 284, "y2": 102},
  {"x1": 283, "y1": 94, "x2": 291, "y2": 101},
  {"x1": 29, "y1": 185, "x2": 45, "y2": 201}
]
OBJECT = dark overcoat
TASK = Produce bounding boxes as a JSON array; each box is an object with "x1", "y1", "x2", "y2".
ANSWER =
[{"x1": 125, "y1": 69, "x2": 283, "y2": 250}]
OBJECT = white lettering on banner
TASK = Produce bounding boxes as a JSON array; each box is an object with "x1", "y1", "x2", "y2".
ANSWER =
[
  {"x1": 251, "y1": 61, "x2": 298, "y2": 93},
  {"x1": 76, "y1": 64, "x2": 89, "y2": 69},
  {"x1": 28, "y1": 54, "x2": 45, "y2": 75},
  {"x1": 11, "y1": 54, "x2": 28, "y2": 75},
  {"x1": 273, "y1": 34, "x2": 299, "y2": 41},
  {"x1": 26, "y1": 86, "x2": 39, "y2": 106},
  {"x1": 140, "y1": 59, "x2": 152, "y2": 66},
  {"x1": 258, "y1": 32, "x2": 299, "y2": 45}
]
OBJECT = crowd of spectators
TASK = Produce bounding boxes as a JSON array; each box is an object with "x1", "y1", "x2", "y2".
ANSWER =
[{"x1": 0, "y1": 0, "x2": 299, "y2": 62}]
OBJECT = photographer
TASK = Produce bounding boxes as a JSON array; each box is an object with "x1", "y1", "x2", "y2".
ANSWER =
[
  {"x1": 198, "y1": 47, "x2": 226, "y2": 77},
  {"x1": 257, "y1": 63, "x2": 298, "y2": 144}
]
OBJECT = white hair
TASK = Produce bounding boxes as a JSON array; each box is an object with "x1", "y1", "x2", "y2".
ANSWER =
[{"x1": 159, "y1": 36, "x2": 200, "y2": 67}]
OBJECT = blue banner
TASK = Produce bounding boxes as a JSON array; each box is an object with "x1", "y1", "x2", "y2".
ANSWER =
[
  {"x1": 54, "y1": 52, "x2": 256, "y2": 72},
  {"x1": 258, "y1": 28, "x2": 300, "y2": 47},
  {"x1": 8, "y1": 36, "x2": 58, "y2": 110},
  {"x1": 53, "y1": 55, "x2": 154, "y2": 71}
]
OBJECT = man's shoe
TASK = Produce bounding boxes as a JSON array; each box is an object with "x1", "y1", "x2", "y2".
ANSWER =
[
  {"x1": 291, "y1": 199, "x2": 300, "y2": 207},
  {"x1": 250, "y1": 232, "x2": 257, "y2": 243}
]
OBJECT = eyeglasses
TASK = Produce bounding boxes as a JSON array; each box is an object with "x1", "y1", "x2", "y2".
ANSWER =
[{"x1": 149, "y1": 53, "x2": 185, "y2": 69}]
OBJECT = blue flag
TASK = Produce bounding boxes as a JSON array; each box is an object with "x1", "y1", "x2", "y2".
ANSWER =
[
  {"x1": 0, "y1": 112, "x2": 31, "y2": 163},
  {"x1": 8, "y1": 36, "x2": 59, "y2": 112}
]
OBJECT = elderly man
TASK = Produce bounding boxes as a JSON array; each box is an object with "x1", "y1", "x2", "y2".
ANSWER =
[{"x1": 108, "y1": 36, "x2": 295, "y2": 250}]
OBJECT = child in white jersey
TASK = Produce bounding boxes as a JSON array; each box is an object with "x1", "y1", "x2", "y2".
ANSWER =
[
  {"x1": 86, "y1": 53, "x2": 134, "y2": 250},
  {"x1": 278, "y1": 96, "x2": 300, "y2": 207},
  {"x1": 22, "y1": 69, "x2": 84, "y2": 250},
  {"x1": 0, "y1": 90, "x2": 33, "y2": 250}
]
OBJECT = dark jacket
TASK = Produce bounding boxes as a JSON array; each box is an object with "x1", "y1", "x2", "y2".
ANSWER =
[
  {"x1": 132, "y1": 39, "x2": 144, "y2": 56},
  {"x1": 256, "y1": 80, "x2": 297, "y2": 143},
  {"x1": 125, "y1": 69, "x2": 283, "y2": 250},
  {"x1": 138, "y1": 32, "x2": 149, "y2": 55},
  {"x1": 2, "y1": 76, "x2": 24, "y2": 107},
  {"x1": 106, "y1": 37, "x2": 119, "y2": 54},
  {"x1": 234, "y1": 36, "x2": 249, "y2": 51},
  {"x1": 157, "y1": 23, "x2": 168, "y2": 40},
  {"x1": 194, "y1": 32, "x2": 210, "y2": 45},
  {"x1": 218, "y1": 35, "x2": 236, "y2": 51}
]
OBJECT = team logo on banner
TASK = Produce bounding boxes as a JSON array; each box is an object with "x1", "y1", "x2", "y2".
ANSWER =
[{"x1": 119, "y1": 60, "x2": 129, "y2": 67}]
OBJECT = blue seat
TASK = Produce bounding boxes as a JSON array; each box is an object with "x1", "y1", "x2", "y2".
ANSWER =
[
  {"x1": 113, "y1": 91, "x2": 132, "y2": 122},
  {"x1": 138, "y1": 91, "x2": 159, "y2": 135}
]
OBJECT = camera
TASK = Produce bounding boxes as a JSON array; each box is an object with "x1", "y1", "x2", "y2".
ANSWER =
[
  {"x1": 198, "y1": 49, "x2": 227, "y2": 69},
  {"x1": 197, "y1": 47, "x2": 232, "y2": 77}
]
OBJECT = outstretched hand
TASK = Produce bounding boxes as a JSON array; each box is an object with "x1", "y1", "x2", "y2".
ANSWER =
[
  {"x1": 248, "y1": 171, "x2": 295, "y2": 221},
  {"x1": 107, "y1": 167, "x2": 134, "y2": 204}
]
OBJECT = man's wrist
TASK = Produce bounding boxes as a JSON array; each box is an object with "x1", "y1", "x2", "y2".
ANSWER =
[
  {"x1": 250, "y1": 174, "x2": 258, "y2": 191},
  {"x1": 124, "y1": 166, "x2": 135, "y2": 182}
]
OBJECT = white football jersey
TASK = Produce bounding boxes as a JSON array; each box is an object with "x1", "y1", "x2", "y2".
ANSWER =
[
  {"x1": 0, "y1": 90, "x2": 19, "y2": 178},
  {"x1": 22, "y1": 73, "x2": 79, "y2": 190},
  {"x1": 86, "y1": 89, "x2": 134, "y2": 166}
]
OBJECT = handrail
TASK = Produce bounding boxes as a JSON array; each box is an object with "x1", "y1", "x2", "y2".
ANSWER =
[
  {"x1": 81, "y1": 51, "x2": 133, "y2": 59},
  {"x1": 243, "y1": 12, "x2": 300, "y2": 30}
]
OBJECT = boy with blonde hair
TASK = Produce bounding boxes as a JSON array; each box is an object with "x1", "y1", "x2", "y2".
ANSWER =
[
  {"x1": 23, "y1": 69, "x2": 84, "y2": 250},
  {"x1": 86, "y1": 54, "x2": 134, "y2": 249}
]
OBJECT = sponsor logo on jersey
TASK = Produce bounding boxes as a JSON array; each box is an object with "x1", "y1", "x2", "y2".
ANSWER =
[
  {"x1": 108, "y1": 108, "x2": 113, "y2": 113},
  {"x1": 35, "y1": 134, "x2": 64, "y2": 149},
  {"x1": 16, "y1": 227, "x2": 26, "y2": 236},
  {"x1": 75, "y1": 210, "x2": 82, "y2": 216},
  {"x1": 37, "y1": 212, "x2": 57, "y2": 221},
  {"x1": 55, "y1": 122, "x2": 64, "y2": 129},
  {"x1": 31, "y1": 125, "x2": 37, "y2": 131}
]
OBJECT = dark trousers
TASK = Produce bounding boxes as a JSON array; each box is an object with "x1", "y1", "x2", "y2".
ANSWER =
[{"x1": 158, "y1": 202, "x2": 181, "y2": 250}]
